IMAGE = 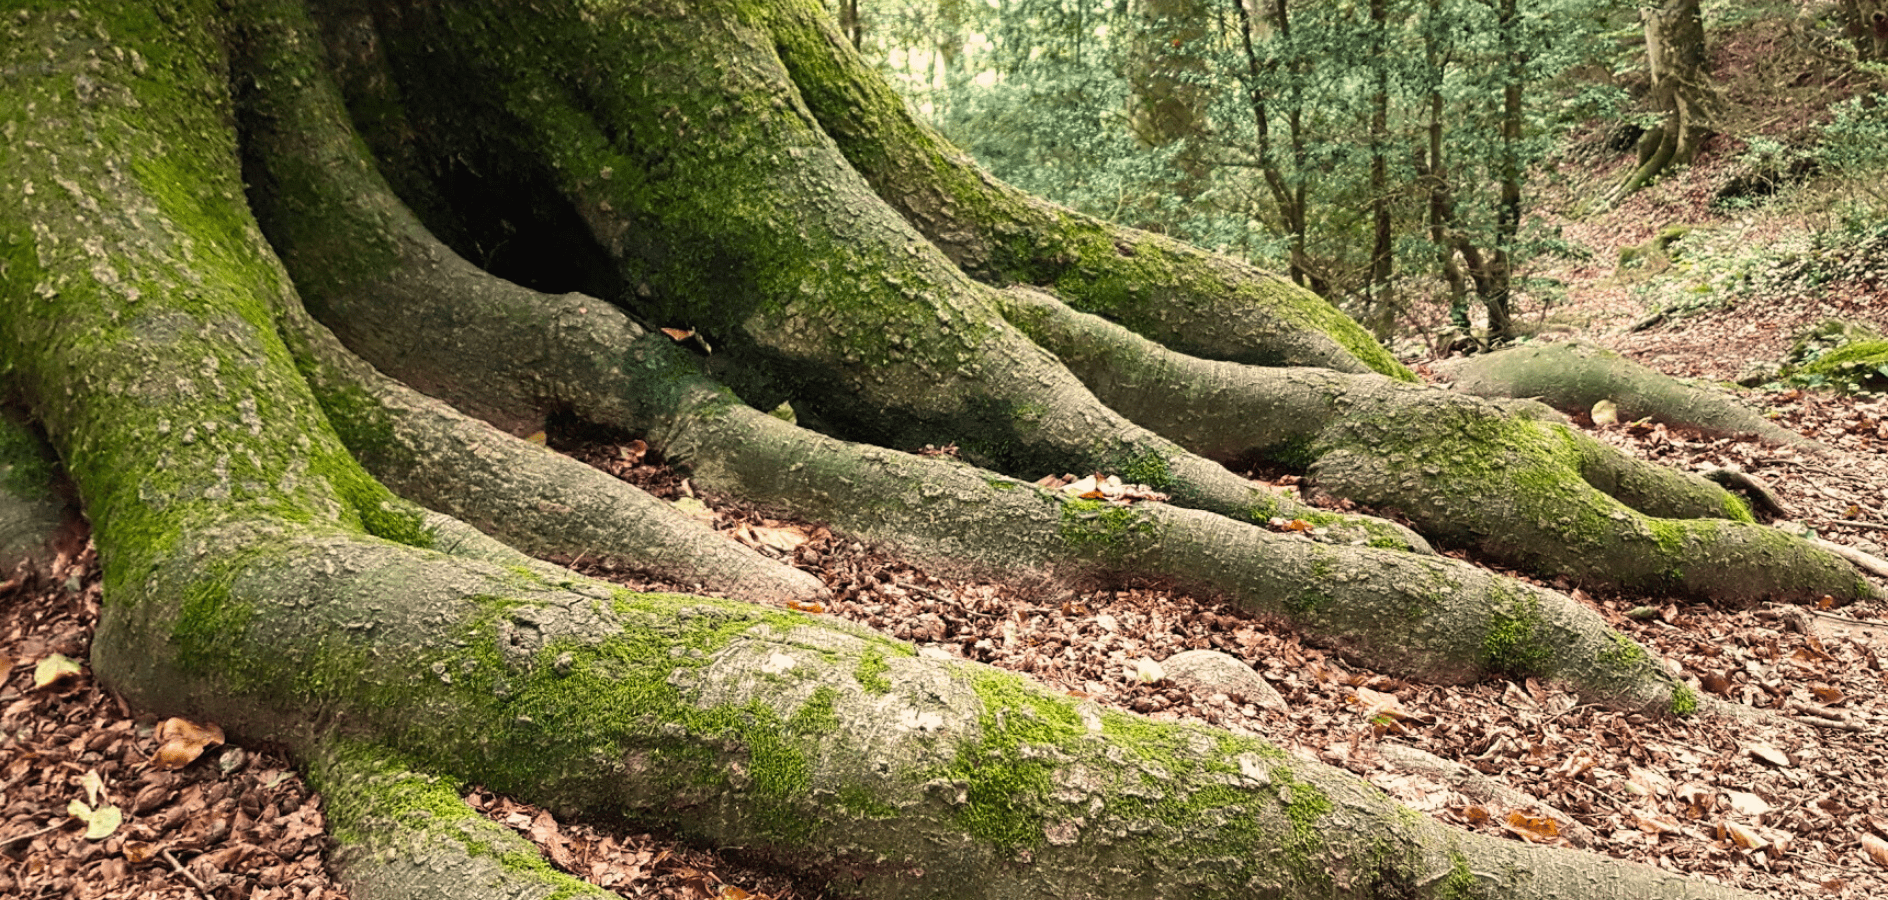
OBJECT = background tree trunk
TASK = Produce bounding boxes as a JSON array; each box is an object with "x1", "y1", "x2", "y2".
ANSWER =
[{"x1": 1602, "y1": 0, "x2": 1719, "y2": 208}]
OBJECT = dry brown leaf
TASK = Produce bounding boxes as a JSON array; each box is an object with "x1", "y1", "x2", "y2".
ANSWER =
[
  {"x1": 1812, "y1": 684, "x2": 1846, "y2": 704},
  {"x1": 1725, "y1": 790, "x2": 1773, "y2": 817},
  {"x1": 785, "y1": 600, "x2": 826, "y2": 614},
  {"x1": 1862, "y1": 833, "x2": 1888, "y2": 867},
  {"x1": 151, "y1": 717, "x2": 224, "y2": 771},
  {"x1": 741, "y1": 524, "x2": 809, "y2": 553},
  {"x1": 660, "y1": 327, "x2": 694, "y2": 341},
  {"x1": 123, "y1": 840, "x2": 157, "y2": 864},
  {"x1": 80, "y1": 768, "x2": 104, "y2": 807},
  {"x1": 1628, "y1": 765, "x2": 1674, "y2": 798},
  {"x1": 1722, "y1": 820, "x2": 1768, "y2": 850},
  {"x1": 1632, "y1": 809, "x2": 1683, "y2": 834},
  {"x1": 524, "y1": 430, "x2": 548, "y2": 445},
  {"x1": 529, "y1": 810, "x2": 576, "y2": 870},
  {"x1": 1747, "y1": 743, "x2": 1793, "y2": 767}
]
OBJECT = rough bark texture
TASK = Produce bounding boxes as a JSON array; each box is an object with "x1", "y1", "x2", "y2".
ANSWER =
[
  {"x1": 0, "y1": 1, "x2": 1849, "y2": 898},
  {"x1": 999, "y1": 288, "x2": 1871, "y2": 603}
]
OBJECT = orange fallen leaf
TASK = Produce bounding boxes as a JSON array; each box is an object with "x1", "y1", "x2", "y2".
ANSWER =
[
  {"x1": 785, "y1": 600, "x2": 826, "y2": 614},
  {"x1": 660, "y1": 327, "x2": 695, "y2": 341},
  {"x1": 1721, "y1": 820, "x2": 1768, "y2": 850},
  {"x1": 1504, "y1": 812, "x2": 1561, "y2": 842}
]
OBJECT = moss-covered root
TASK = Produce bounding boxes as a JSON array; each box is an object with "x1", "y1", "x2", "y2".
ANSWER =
[
  {"x1": 281, "y1": 305, "x2": 828, "y2": 604},
  {"x1": 763, "y1": 0, "x2": 1413, "y2": 381},
  {"x1": 997, "y1": 288, "x2": 1875, "y2": 603},
  {"x1": 0, "y1": 406, "x2": 81, "y2": 574},
  {"x1": 311, "y1": 740, "x2": 613, "y2": 900},
  {"x1": 230, "y1": 14, "x2": 1425, "y2": 556},
  {"x1": 1432, "y1": 342, "x2": 1824, "y2": 451},
  {"x1": 156, "y1": 532, "x2": 1751, "y2": 900}
]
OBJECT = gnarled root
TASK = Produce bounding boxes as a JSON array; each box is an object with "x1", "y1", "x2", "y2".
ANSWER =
[
  {"x1": 996, "y1": 287, "x2": 1875, "y2": 604},
  {"x1": 1431, "y1": 342, "x2": 1824, "y2": 452}
]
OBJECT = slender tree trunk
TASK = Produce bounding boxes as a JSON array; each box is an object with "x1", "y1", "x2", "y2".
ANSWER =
[
  {"x1": 1366, "y1": 0, "x2": 1397, "y2": 339},
  {"x1": 1483, "y1": 0, "x2": 1524, "y2": 342},
  {"x1": 1418, "y1": 0, "x2": 1472, "y2": 331},
  {"x1": 838, "y1": 0, "x2": 862, "y2": 48}
]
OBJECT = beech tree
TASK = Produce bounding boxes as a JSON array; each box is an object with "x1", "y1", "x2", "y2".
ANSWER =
[{"x1": 0, "y1": 1, "x2": 1872, "y2": 898}]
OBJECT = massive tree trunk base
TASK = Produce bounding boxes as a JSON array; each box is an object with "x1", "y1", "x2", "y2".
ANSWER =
[{"x1": 0, "y1": 1, "x2": 1859, "y2": 898}]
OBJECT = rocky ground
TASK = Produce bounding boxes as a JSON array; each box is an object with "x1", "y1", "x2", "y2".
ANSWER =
[{"x1": 6, "y1": 170, "x2": 1888, "y2": 900}]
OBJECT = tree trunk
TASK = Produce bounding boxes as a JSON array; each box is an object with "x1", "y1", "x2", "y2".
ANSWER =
[
  {"x1": 1365, "y1": 0, "x2": 1397, "y2": 340},
  {"x1": 1600, "y1": 0, "x2": 1718, "y2": 209},
  {"x1": 0, "y1": 1, "x2": 1856, "y2": 898},
  {"x1": 1840, "y1": 0, "x2": 1888, "y2": 61}
]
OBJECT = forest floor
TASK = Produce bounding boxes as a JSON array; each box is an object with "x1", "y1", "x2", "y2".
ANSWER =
[{"x1": 7, "y1": 167, "x2": 1888, "y2": 900}]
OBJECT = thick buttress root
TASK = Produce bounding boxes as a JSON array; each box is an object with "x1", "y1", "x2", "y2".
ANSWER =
[
  {"x1": 280, "y1": 302, "x2": 828, "y2": 604},
  {"x1": 234, "y1": 0, "x2": 1718, "y2": 703},
  {"x1": 246, "y1": 0, "x2": 1423, "y2": 553},
  {"x1": 996, "y1": 287, "x2": 1876, "y2": 604}
]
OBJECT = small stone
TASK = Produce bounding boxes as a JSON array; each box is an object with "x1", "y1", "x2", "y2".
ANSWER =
[{"x1": 1160, "y1": 650, "x2": 1288, "y2": 713}]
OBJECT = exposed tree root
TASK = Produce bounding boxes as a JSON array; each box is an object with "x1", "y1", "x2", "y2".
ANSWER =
[
  {"x1": 0, "y1": 1, "x2": 1823, "y2": 897},
  {"x1": 0, "y1": 407, "x2": 81, "y2": 574},
  {"x1": 238, "y1": 9, "x2": 1423, "y2": 554},
  {"x1": 997, "y1": 288, "x2": 1876, "y2": 603},
  {"x1": 280, "y1": 303, "x2": 828, "y2": 604},
  {"x1": 1432, "y1": 342, "x2": 1824, "y2": 451},
  {"x1": 310, "y1": 740, "x2": 612, "y2": 900}
]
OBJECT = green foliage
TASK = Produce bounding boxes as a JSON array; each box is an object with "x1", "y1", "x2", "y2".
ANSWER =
[
  {"x1": 1777, "y1": 321, "x2": 1888, "y2": 393},
  {"x1": 851, "y1": 0, "x2": 1611, "y2": 338}
]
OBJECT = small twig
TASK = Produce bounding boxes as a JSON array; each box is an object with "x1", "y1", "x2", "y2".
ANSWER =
[
  {"x1": 1788, "y1": 713, "x2": 1863, "y2": 732},
  {"x1": 0, "y1": 821, "x2": 64, "y2": 850},
  {"x1": 1830, "y1": 519, "x2": 1888, "y2": 532},
  {"x1": 163, "y1": 848, "x2": 214, "y2": 896}
]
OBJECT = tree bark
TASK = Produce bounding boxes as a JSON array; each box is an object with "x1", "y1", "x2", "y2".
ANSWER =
[
  {"x1": 1600, "y1": 0, "x2": 1719, "y2": 209},
  {"x1": 0, "y1": 1, "x2": 1850, "y2": 898}
]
